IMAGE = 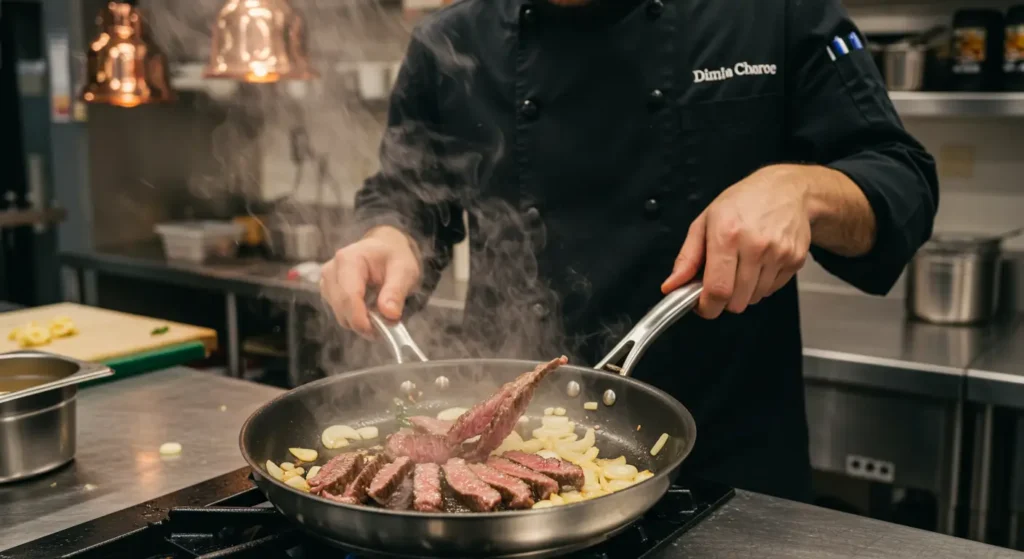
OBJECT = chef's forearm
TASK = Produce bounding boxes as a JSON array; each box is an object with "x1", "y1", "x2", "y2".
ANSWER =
[{"x1": 770, "y1": 164, "x2": 877, "y2": 257}]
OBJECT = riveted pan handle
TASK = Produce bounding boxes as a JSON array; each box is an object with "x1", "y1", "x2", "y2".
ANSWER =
[
  {"x1": 594, "y1": 281, "x2": 703, "y2": 377},
  {"x1": 369, "y1": 312, "x2": 429, "y2": 364}
]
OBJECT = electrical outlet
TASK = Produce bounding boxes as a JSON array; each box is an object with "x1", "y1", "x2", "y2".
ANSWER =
[
  {"x1": 939, "y1": 144, "x2": 975, "y2": 179},
  {"x1": 845, "y1": 454, "x2": 896, "y2": 483}
]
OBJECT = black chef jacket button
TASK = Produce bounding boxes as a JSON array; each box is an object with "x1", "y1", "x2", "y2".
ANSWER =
[
  {"x1": 648, "y1": 88, "x2": 665, "y2": 110},
  {"x1": 520, "y1": 5, "x2": 536, "y2": 26},
  {"x1": 520, "y1": 99, "x2": 540, "y2": 121},
  {"x1": 644, "y1": 198, "x2": 660, "y2": 217},
  {"x1": 525, "y1": 206, "x2": 541, "y2": 221},
  {"x1": 647, "y1": 0, "x2": 664, "y2": 19},
  {"x1": 532, "y1": 303, "x2": 549, "y2": 318}
]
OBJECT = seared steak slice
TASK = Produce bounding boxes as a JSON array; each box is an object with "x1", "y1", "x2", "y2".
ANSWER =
[
  {"x1": 468, "y1": 463, "x2": 534, "y2": 509},
  {"x1": 308, "y1": 453, "x2": 363, "y2": 495},
  {"x1": 485, "y1": 457, "x2": 559, "y2": 500},
  {"x1": 409, "y1": 416, "x2": 454, "y2": 437},
  {"x1": 461, "y1": 356, "x2": 568, "y2": 461},
  {"x1": 384, "y1": 432, "x2": 455, "y2": 464},
  {"x1": 368, "y1": 456, "x2": 414, "y2": 505},
  {"x1": 412, "y1": 462, "x2": 443, "y2": 512},
  {"x1": 502, "y1": 451, "x2": 584, "y2": 490},
  {"x1": 387, "y1": 474, "x2": 415, "y2": 510},
  {"x1": 332, "y1": 455, "x2": 386, "y2": 504},
  {"x1": 447, "y1": 357, "x2": 568, "y2": 446},
  {"x1": 442, "y1": 458, "x2": 502, "y2": 512}
]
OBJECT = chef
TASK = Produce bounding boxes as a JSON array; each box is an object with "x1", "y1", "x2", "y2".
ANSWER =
[{"x1": 321, "y1": 0, "x2": 938, "y2": 502}]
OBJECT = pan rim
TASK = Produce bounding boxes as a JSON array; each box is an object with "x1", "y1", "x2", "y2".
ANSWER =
[{"x1": 239, "y1": 357, "x2": 696, "y2": 520}]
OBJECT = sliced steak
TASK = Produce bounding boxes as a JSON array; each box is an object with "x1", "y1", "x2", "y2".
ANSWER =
[
  {"x1": 485, "y1": 457, "x2": 559, "y2": 500},
  {"x1": 502, "y1": 451, "x2": 585, "y2": 490},
  {"x1": 462, "y1": 356, "x2": 568, "y2": 461},
  {"x1": 332, "y1": 455, "x2": 386, "y2": 504},
  {"x1": 447, "y1": 357, "x2": 568, "y2": 446},
  {"x1": 409, "y1": 416, "x2": 454, "y2": 437},
  {"x1": 468, "y1": 463, "x2": 534, "y2": 509},
  {"x1": 384, "y1": 432, "x2": 455, "y2": 464},
  {"x1": 442, "y1": 458, "x2": 502, "y2": 512},
  {"x1": 307, "y1": 453, "x2": 363, "y2": 495},
  {"x1": 387, "y1": 474, "x2": 415, "y2": 510},
  {"x1": 412, "y1": 462, "x2": 443, "y2": 512},
  {"x1": 367, "y1": 456, "x2": 414, "y2": 505}
]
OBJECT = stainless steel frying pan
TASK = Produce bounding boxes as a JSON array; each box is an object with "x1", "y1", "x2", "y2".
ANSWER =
[{"x1": 240, "y1": 282, "x2": 704, "y2": 558}]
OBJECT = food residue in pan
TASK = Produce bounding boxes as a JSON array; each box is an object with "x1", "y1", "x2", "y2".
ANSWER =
[{"x1": 264, "y1": 357, "x2": 666, "y2": 513}]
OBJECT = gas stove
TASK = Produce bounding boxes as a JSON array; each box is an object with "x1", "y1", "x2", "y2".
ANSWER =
[{"x1": 2, "y1": 468, "x2": 733, "y2": 559}]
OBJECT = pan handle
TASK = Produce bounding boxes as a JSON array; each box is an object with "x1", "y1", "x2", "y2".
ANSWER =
[
  {"x1": 369, "y1": 312, "x2": 429, "y2": 364},
  {"x1": 593, "y1": 280, "x2": 703, "y2": 377}
]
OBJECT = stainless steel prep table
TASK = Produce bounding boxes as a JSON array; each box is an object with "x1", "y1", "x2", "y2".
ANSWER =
[
  {"x1": 963, "y1": 322, "x2": 1024, "y2": 546},
  {"x1": 3, "y1": 366, "x2": 1021, "y2": 558},
  {"x1": 0, "y1": 367, "x2": 283, "y2": 551},
  {"x1": 59, "y1": 244, "x2": 468, "y2": 383}
]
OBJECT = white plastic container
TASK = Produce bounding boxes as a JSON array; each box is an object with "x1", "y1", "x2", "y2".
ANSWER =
[{"x1": 155, "y1": 221, "x2": 244, "y2": 263}]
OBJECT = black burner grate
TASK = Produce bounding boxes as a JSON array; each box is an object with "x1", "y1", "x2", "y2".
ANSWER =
[{"x1": 3, "y1": 469, "x2": 732, "y2": 559}]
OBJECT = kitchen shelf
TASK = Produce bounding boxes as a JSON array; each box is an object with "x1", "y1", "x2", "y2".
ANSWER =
[{"x1": 889, "y1": 91, "x2": 1024, "y2": 118}]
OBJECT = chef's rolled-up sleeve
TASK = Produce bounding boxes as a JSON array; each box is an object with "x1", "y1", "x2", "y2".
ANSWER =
[
  {"x1": 785, "y1": 0, "x2": 939, "y2": 295},
  {"x1": 354, "y1": 30, "x2": 466, "y2": 308}
]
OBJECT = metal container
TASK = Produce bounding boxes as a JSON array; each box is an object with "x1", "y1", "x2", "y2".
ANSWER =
[
  {"x1": 906, "y1": 233, "x2": 1003, "y2": 325},
  {"x1": 884, "y1": 42, "x2": 927, "y2": 91},
  {"x1": 266, "y1": 223, "x2": 321, "y2": 261},
  {"x1": 0, "y1": 351, "x2": 112, "y2": 483}
]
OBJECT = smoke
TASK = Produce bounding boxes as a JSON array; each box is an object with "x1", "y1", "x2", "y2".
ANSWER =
[{"x1": 134, "y1": 0, "x2": 599, "y2": 387}]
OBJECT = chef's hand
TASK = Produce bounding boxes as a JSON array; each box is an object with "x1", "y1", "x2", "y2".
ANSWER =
[
  {"x1": 661, "y1": 165, "x2": 812, "y2": 319},
  {"x1": 320, "y1": 225, "x2": 421, "y2": 337}
]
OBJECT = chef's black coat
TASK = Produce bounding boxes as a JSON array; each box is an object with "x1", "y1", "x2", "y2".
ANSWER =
[{"x1": 355, "y1": 0, "x2": 939, "y2": 501}]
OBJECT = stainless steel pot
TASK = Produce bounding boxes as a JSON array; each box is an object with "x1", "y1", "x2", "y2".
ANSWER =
[
  {"x1": 906, "y1": 231, "x2": 1018, "y2": 325},
  {"x1": 267, "y1": 223, "x2": 322, "y2": 261},
  {"x1": 0, "y1": 351, "x2": 112, "y2": 483},
  {"x1": 883, "y1": 42, "x2": 927, "y2": 91}
]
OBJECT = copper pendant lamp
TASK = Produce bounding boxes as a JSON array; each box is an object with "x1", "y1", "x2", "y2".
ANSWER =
[
  {"x1": 204, "y1": 0, "x2": 317, "y2": 83},
  {"x1": 80, "y1": 2, "x2": 175, "y2": 108}
]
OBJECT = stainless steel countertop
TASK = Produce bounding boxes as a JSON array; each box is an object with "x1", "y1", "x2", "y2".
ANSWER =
[
  {"x1": 799, "y1": 291, "x2": 1020, "y2": 399},
  {"x1": 60, "y1": 244, "x2": 468, "y2": 308},
  {"x1": 967, "y1": 321, "x2": 1024, "y2": 410},
  {"x1": 62, "y1": 246, "x2": 1024, "y2": 401},
  {"x1": 663, "y1": 490, "x2": 1023, "y2": 558},
  {"x1": 0, "y1": 368, "x2": 283, "y2": 551}
]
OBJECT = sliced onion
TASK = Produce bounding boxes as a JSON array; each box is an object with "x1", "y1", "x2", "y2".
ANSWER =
[
  {"x1": 520, "y1": 439, "x2": 545, "y2": 454},
  {"x1": 289, "y1": 447, "x2": 318, "y2": 462},
  {"x1": 306, "y1": 466, "x2": 322, "y2": 480},
  {"x1": 437, "y1": 407, "x2": 468, "y2": 421},
  {"x1": 581, "y1": 447, "x2": 599, "y2": 462},
  {"x1": 596, "y1": 456, "x2": 626, "y2": 467},
  {"x1": 266, "y1": 460, "x2": 285, "y2": 481},
  {"x1": 605, "y1": 479, "x2": 635, "y2": 492},
  {"x1": 537, "y1": 450, "x2": 560, "y2": 460},
  {"x1": 533, "y1": 500, "x2": 556, "y2": 509},
  {"x1": 561, "y1": 491, "x2": 584, "y2": 503},
  {"x1": 650, "y1": 433, "x2": 670, "y2": 456},
  {"x1": 322, "y1": 425, "x2": 356, "y2": 448},
  {"x1": 285, "y1": 475, "x2": 311, "y2": 492},
  {"x1": 356, "y1": 426, "x2": 379, "y2": 440},
  {"x1": 559, "y1": 428, "x2": 595, "y2": 453},
  {"x1": 603, "y1": 464, "x2": 639, "y2": 480},
  {"x1": 540, "y1": 416, "x2": 570, "y2": 428}
]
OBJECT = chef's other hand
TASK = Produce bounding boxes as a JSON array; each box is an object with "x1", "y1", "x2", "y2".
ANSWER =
[
  {"x1": 321, "y1": 225, "x2": 421, "y2": 337},
  {"x1": 662, "y1": 166, "x2": 811, "y2": 319}
]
